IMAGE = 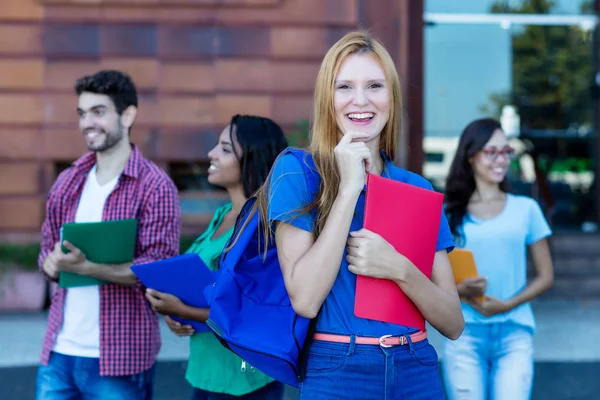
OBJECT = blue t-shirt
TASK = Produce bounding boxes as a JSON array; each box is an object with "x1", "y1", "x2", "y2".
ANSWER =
[
  {"x1": 457, "y1": 194, "x2": 552, "y2": 332},
  {"x1": 267, "y1": 149, "x2": 454, "y2": 337}
]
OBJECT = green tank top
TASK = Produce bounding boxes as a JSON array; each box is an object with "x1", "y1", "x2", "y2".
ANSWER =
[{"x1": 184, "y1": 203, "x2": 275, "y2": 395}]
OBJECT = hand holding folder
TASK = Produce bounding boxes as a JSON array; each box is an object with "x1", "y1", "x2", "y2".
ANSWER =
[
  {"x1": 354, "y1": 174, "x2": 443, "y2": 331},
  {"x1": 58, "y1": 219, "x2": 138, "y2": 288},
  {"x1": 131, "y1": 253, "x2": 218, "y2": 333},
  {"x1": 447, "y1": 249, "x2": 486, "y2": 302}
]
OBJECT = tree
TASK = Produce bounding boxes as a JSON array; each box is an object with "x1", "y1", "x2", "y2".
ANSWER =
[{"x1": 482, "y1": 0, "x2": 595, "y2": 131}]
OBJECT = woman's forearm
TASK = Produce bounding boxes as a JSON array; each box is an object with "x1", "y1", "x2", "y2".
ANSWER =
[
  {"x1": 178, "y1": 305, "x2": 210, "y2": 323},
  {"x1": 283, "y1": 190, "x2": 360, "y2": 318},
  {"x1": 507, "y1": 273, "x2": 553, "y2": 310},
  {"x1": 395, "y1": 258, "x2": 464, "y2": 340}
]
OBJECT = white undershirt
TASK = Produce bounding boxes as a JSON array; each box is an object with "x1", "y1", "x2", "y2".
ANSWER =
[{"x1": 53, "y1": 165, "x2": 120, "y2": 358}]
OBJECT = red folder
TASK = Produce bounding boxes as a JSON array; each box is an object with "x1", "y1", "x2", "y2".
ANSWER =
[{"x1": 354, "y1": 174, "x2": 443, "y2": 331}]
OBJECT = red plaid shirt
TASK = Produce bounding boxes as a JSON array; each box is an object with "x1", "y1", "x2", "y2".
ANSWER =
[{"x1": 39, "y1": 145, "x2": 181, "y2": 376}]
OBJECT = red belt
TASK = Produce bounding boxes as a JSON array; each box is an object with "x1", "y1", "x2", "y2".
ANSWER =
[{"x1": 313, "y1": 331, "x2": 427, "y2": 348}]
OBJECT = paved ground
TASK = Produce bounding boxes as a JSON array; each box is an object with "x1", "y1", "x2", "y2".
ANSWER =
[
  {"x1": 1, "y1": 300, "x2": 599, "y2": 399},
  {"x1": 2, "y1": 361, "x2": 600, "y2": 399}
]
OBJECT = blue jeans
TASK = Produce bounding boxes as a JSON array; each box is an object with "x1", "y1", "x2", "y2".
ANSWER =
[
  {"x1": 191, "y1": 381, "x2": 283, "y2": 399},
  {"x1": 36, "y1": 352, "x2": 155, "y2": 400},
  {"x1": 298, "y1": 336, "x2": 445, "y2": 399},
  {"x1": 442, "y1": 323, "x2": 534, "y2": 400}
]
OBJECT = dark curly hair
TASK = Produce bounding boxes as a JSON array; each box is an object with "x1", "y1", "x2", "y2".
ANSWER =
[
  {"x1": 74, "y1": 70, "x2": 138, "y2": 115},
  {"x1": 445, "y1": 118, "x2": 511, "y2": 244}
]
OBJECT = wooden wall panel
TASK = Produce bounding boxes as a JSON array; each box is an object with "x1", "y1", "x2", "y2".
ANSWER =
[
  {"x1": 39, "y1": 0, "x2": 281, "y2": 6},
  {"x1": 0, "y1": 0, "x2": 43, "y2": 20},
  {"x1": 154, "y1": 128, "x2": 218, "y2": 160},
  {"x1": 43, "y1": 24, "x2": 100, "y2": 58},
  {"x1": 215, "y1": 60, "x2": 271, "y2": 92},
  {"x1": 99, "y1": 25, "x2": 158, "y2": 57},
  {"x1": 270, "y1": 28, "x2": 330, "y2": 58},
  {"x1": 0, "y1": 60, "x2": 44, "y2": 89},
  {"x1": 43, "y1": 94, "x2": 78, "y2": 125},
  {"x1": 160, "y1": 63, "x2": 215, "y2": 92},
  {"x1": 0, "y1": 163, "x2": 40, "y2": 195},
  {"x1": 159, "y1": 97, "x2": 215, "y2": 126},
  {"x1": 135, "y1": 93, "x2": 161, "y2": 125},
  {"x1": 0, "y1": 95, "x2": 42, "y2": 124},
  {"x1": 100, "y1": 59, "x2": 159, "y2": 89},
  {"x1": 42, "y1": 128, "x2": 87, "y2": 160},
  {"x1": 215, "y1": 95, "x2": 271, "y2": 125},
  {"x1": 272, "y1": 96, "x2": 313, "y2": 126},
  {"x1": 271, "y1": 62, "x2": 320, "y2": 92},
  {"x1": 0, "y1": 129, "x2": 40, "y2": 160},
  {"x1": 44, "y1": 61, "x2": 101, "y2": 90},
  {"x1": 0, "y1": 25, "x2": 43, "y2": 55},
  {"x1": 0, "y1": 197, "x2": 43, "y2": 230}
]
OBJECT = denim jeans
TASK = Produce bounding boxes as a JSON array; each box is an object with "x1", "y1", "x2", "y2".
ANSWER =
[
  {"x1": 36, "y1": 352, "x2": 155, "y2": 400},
  {"x1": 190, "y1": 381, "x2": 283, "y2": 400},
  {"x1": 298, "y1": 336, "x2": 445, "y2": 399},
  {"x1": 442, "y1": 323, "x2": 534, "y2": 400}
]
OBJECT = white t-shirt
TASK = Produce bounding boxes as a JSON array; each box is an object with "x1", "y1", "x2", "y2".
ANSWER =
[{"x1": 53, "y1": 165, "x2": 120, "y2": 358}]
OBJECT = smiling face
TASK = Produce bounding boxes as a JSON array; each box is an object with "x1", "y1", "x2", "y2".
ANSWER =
[
  {"x1": 334, "y1": 53, "x2": 390, "y2": 143},
  {"x1": 78, "y1": 92, "x2": 126, "y2": 153},
  {"x1": 206, "y1": 124, "x2": 243, "y2": 189},
  {"x1": 470, "y1": 129, "x2": 514, "y2": 185}
]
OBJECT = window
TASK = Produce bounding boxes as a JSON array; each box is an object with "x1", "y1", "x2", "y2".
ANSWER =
[
  {"x1": 425, "y1": 152, "x2": 444, "y2": 163},
  {"x1": 168, "y1": 162, "x2": 224, "y2": 193},
  {"x1": 168, "y1": 162, "x2": 229, "y2": 220},
  {"x1": 54, "y1": 161, "x2": 74, "y2": 178},
  {"x1": 424, "y1": 0, "x2": 597, "y2": 229}
]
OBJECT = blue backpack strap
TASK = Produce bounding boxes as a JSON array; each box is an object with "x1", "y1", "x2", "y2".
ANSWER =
[
  {"x1": 218, "y1": 198, "x2": 258, "y2": 269},
  {"x1": 206, "y1": 147, "x2": 323, "y2": 385},
  {"x1": 217, "y1": 148, "x2": 318, "y2": 272}
]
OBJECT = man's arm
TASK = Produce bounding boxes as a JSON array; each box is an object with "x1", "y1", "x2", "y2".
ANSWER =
[
  {"x1": 54, "y1": 242, "x2": 138, "y2": 286},
  {"x1": 38, "y1": 180, "x2": 63, "y2": 282},
  {"x1": 81, "y1": 261, "x2": 137, "y2": 285},
  {"x1": 80, "y1": 182, "x2": 181, "y2": 286}
]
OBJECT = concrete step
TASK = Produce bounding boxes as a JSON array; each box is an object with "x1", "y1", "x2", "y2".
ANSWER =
[
  {"x1": 538, "y1": 276, "x2": 600, "y2": 299},
  {"x1": 550, "y1": 233, "x2": 600, "y2": 255},
  {"x1": 547, "y1": 255, "x2": 600, "y2": 276},
  {"x1": 530, "y1": 233, "x2": 600, "y2": 299}
]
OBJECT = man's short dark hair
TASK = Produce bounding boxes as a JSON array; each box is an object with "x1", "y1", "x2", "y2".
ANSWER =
[{"x1": 75, "y1": 70, "x2": 138, "y2": 115}]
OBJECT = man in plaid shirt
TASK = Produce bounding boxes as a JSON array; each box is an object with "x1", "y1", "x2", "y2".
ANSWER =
[{"x1": 36, "y1": 70, "x2": 181, "y2": 399}]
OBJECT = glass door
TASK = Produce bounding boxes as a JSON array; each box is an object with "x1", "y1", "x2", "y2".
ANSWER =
[{"x1": 424, "y1": 0, "x2": 598, "y2": 230}]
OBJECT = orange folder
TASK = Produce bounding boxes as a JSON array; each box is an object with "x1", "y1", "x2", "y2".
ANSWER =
[
  {"x1": 447, "y1": 249, "x2": 485, "y2": 302},
  {"x1": 354, "y1": 174, "x2": 444, "y2": 331},
  {"x1": 447, "y1": 249, "x2": 478, "y2": 283}
]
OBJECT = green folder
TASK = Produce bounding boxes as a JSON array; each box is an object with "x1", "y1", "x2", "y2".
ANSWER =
[{"x1": 58, "y1": 219, "x2": 138, "y2": 288}]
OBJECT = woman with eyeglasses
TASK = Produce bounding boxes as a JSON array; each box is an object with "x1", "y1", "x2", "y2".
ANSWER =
[{"x1": 441, "y1": 118, "x2": 554, "y2": 400}]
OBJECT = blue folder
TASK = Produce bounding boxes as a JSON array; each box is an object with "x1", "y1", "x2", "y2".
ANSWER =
[{"x1": 131, "y1": 253, "x2": 217, "y2": 333}]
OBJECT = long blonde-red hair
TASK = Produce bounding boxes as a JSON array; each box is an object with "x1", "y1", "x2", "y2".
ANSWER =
[
  {"x1": 306, "y1": 30, "x2": 402, "y2": 237},
  {"x1": 230, "y1": 30, "x2": 403, "y2": 252}
]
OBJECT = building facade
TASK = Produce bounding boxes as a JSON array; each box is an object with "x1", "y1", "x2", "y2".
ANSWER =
[{"x1": 0, "y1": 0, "x2": 424, "y2": 241}]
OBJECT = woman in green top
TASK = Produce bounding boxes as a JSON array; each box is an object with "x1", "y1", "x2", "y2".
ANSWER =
[{"x1": 145, "y1": 114, "x2": 288, "y2": 399}]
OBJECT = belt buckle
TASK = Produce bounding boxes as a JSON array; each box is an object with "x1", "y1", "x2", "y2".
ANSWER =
[{"x1": 379, "y1": 334, "x2": 393, "y2": 348}]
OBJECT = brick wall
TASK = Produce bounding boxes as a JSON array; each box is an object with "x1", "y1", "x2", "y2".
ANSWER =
[{"x1": 0, "y1": 0, "x2": 420, "y2": 241}]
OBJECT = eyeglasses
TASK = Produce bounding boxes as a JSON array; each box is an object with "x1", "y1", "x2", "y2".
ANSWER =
[{"x1": 481, "y1": 146, "x2": 515, "y2": 161}]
